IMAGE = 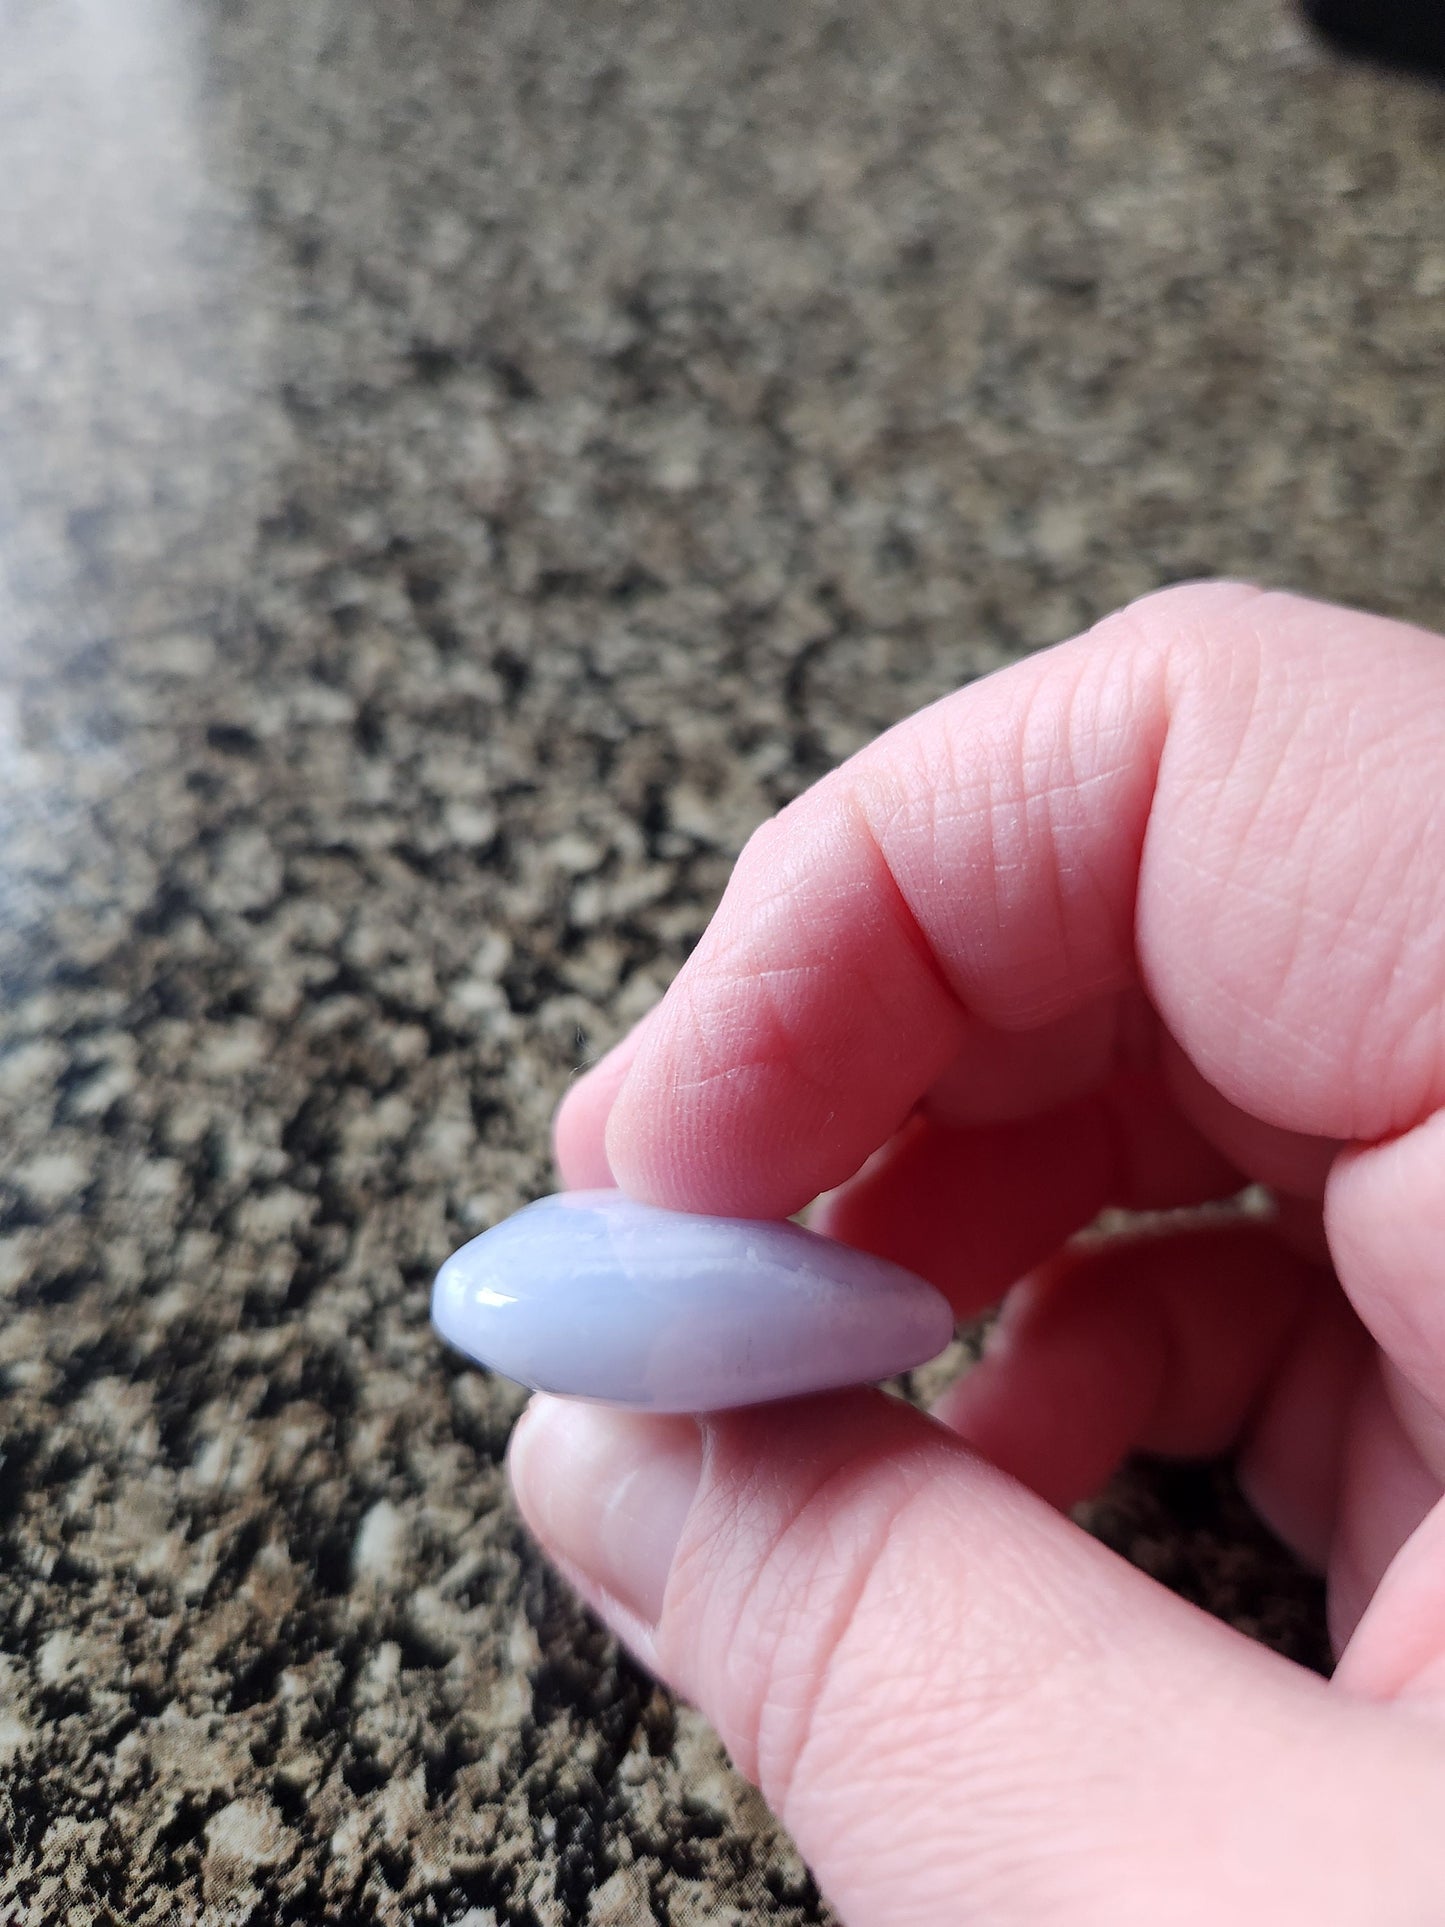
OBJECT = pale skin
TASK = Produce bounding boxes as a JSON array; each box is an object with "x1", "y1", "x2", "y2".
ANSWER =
[{"x1": 508, "y1": 584, "x2": 1445, "y2": 1923}]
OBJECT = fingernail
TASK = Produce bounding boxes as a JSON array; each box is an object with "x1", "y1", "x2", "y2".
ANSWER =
[{"x1": 508, "y1": 1396, "x2": 703, "y2": 1632}]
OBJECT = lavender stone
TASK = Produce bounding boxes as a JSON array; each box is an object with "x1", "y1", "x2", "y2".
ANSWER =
[{"x1": 432, "y1": 1189, "x2": 955, "y2": 1413}]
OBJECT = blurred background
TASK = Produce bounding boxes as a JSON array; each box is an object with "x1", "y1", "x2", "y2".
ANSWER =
[{"x1": 1, "y1": 0, "x2": 1443, "y2": 1920}]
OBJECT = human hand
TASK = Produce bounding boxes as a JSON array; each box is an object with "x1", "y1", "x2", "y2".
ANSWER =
[{"x1": 509, "y1": 584, "x2": 1445, "y2": 1923}]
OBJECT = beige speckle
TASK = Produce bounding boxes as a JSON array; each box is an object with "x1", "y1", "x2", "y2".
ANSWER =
[
  {"x1": 212, "y1": 826, "x2": 283, "y2": 912},
  {"x1": 16, "y1": 1151, "x2": 89, "y2": 1208},
  {"x1": 588, "y1": 1864, "x2": 651, "y2": 1927},
  {"x1": 0, "y1": 1237, "x2": 32, "y2": 1293},
  {"x1": 0, "y1": 1038, "x2": 65, "y2": 1098},
  {"x1": 445, "y1": 801, "x2": 500, "y2": 847},
  {"x1": 37, "y1": 1630, "x2": 78, "y2": 1685},
  {"x1": 204, "y1": 1796, "x2": 293, "y2": 1870},
  {"x1": 200, "y1": 1020, "x2": 269, "y2": 1077},
  {"x1": 236, "y1": 1187, "x2": 313, "y2": 1241},
  {"x1": 0, "y1": 1710, "x2": 33, "y2": 1763},
  {"x1": 352, "y1": 1499, "x2": 408, "y2": 1585}
]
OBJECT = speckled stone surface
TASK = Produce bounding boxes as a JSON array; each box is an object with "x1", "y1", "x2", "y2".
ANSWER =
[{"x1": 2, "y1": 0, "x2": 1443, "y2": 1919}]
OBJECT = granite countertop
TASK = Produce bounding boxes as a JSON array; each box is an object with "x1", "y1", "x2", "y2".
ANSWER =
[{"x1": 3, "y1": 0, "x2": 1444, "y2": 1920}]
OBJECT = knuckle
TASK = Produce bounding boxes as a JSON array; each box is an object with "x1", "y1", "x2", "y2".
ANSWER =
[
  {"x1": 1100, "y1": 576, "x2": 1268, "y2": 640},
  {"x1": 1088, "y1": 578, "x2": 1273, "y2": 691}
]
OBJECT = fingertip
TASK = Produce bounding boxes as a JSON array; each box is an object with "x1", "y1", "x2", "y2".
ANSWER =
[
  {"x1": 507, "y1": 1394, "x2": 703, "y2": 1637},
  {"x1": 552, "y1": 1086, "x2": 616, "y2": 1189},
  {"x1": 602, "y1": 784, "x2": 970, "y2": 1216},
  {"x1": 552, "y1": 1014, "x2": 663, "y2": 1190},
  {"x1": 603, "y1": 1026, "x2": 841, "y2": 1217}
]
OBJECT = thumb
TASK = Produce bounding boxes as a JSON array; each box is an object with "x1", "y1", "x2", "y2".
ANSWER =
[{"x1": 509, "y1": 1390, "x2": 1445, "y2": 1926}]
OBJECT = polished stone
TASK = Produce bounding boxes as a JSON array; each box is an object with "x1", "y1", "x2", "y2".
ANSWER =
[{"x1": 433, "y1": 1190, "x2": 955, "y2": 1411}]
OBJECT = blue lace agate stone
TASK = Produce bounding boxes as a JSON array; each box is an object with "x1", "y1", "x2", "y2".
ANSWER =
[{"x1": 432, "y1": 1189, "x2": 954, "y2": 1413}]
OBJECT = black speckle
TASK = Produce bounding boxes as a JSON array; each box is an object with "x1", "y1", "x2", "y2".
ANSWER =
[
  {"x1": 340, "y1": 1749, "x2": 390, "y2": 1797},
  {"x1": 409, "y1": 339, "x2": 462, "y2": 383},
  {"x1": 489, "y1": 354, "x2": 538, "y2": 401},
  {"x1": 206, "y1": 722, "x2": 261, "y2": 756}
]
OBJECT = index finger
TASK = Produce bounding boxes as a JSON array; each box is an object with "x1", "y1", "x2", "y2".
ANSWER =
[{"x1": 567, "y1": 582, "x2": 1445, "y2": 1218}]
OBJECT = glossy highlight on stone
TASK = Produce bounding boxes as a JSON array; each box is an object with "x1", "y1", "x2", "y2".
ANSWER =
[{"x1": 432, "y1": 1189, "x2": 955, "y2": 1412}]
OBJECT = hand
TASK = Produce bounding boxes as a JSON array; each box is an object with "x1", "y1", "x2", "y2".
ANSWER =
[{"x1": 509, "y1": 584, "x2": 1445, "y2": 1923}]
